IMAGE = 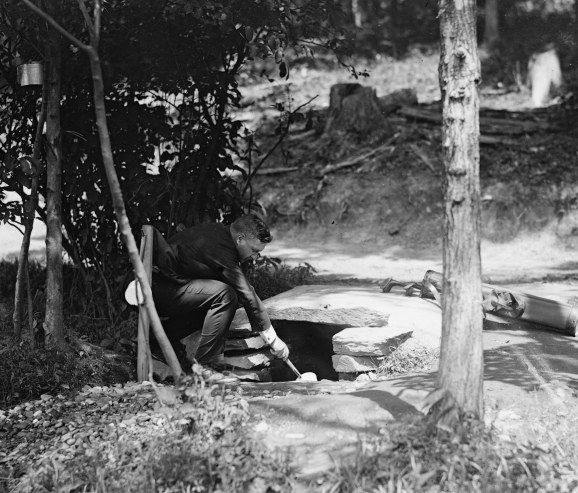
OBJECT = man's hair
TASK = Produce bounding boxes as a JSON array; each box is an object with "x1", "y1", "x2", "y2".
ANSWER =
[{"x1": 231, "y1": 214, "x2": 272, "y2": 243}]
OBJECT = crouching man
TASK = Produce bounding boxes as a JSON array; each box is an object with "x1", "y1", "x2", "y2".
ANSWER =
[{"x1": 151, "y1": 214, "x2": 289, "y2": 383}]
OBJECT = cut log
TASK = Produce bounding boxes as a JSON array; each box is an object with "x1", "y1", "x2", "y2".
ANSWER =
[
  {"x1": 332, "y1": 326, "x2": 413, "y2": 356},
  {"x1": 324, "y1": 83, "x2": 392, "y2": 136},
  {"x1": 332, "y1": 354, "x2": 387, "y2": 373},
  {"x1": 397, "y1": 105, "x2": 560, "y2": 134}
]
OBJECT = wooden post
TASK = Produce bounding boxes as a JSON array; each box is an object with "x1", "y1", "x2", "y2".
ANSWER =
[{"x1": 137, "y1": 225, "x2": 153, "y2": 381}]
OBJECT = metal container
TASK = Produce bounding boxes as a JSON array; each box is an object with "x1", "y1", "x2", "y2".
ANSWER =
[{"x1": 17, "y1": 62, "x2": 43, "y2": 86}]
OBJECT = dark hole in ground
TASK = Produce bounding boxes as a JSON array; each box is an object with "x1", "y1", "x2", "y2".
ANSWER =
[{"x1": 268, "y1": 321, "x2": 345, "y2": 381}]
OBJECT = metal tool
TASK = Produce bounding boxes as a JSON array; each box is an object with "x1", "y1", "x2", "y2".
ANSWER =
[{"x1": 284, "y1": 358, "x2": 318, "y2": 382}]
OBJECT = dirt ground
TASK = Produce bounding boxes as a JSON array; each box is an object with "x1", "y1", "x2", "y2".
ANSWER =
[{"x1": 236, "y1": 50, "x2": 578, "y2": 287}]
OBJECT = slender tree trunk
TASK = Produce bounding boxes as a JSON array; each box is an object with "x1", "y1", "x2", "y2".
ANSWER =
[
  {"x1": 13, "y1": 67, "x2": 47, "y2": 341},
  {"x1": 574, "y1": 0, "x2": 578, "y2": 63},
  {"x1": 431, "y1": 0, "x2": 483, "y2": 426},
  {"x1": 44, "y1": 3, "x2": 65, "y2": 349},
  {"x1": 483, "y1": 0, "x2": 499, "y2": 50},
  {"x1": 351, "y1": 0, "x2": 368, "y2": 28},
  {"x1": 86, "y1": 50, "x2": 183, "y2": 377}
]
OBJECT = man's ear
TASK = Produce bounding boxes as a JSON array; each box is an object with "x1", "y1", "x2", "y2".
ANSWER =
[{"x1": 237, "y1": 233, "x2": 245, "y2": 244}]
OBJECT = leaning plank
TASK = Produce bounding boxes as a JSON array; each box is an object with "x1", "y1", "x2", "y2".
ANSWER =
[{"x1": 137, "y1": 225, "x2": 154, "y2": 382}]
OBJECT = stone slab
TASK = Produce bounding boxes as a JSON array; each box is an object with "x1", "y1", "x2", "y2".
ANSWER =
[
  {"x1": 225, "y1": 336, "x2": 267, "y2": 352},
  {"x1": 231, "y1": 285, "x2": 400, "y2": 333},
  {"x1": 231, "y1": 286, "x2": 441, "y2": 351},
  {"x1": 222, "y1": 350, "x2": 273, "y2": 370},
  {"x1": 332, "y1": 326, "x2": 413, "y2": 356},
  {"x1": 332, "y1": 354, "x2": 387, "y2": 373}
]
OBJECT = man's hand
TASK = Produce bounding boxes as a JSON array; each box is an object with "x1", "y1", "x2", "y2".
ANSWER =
[
  {"x1": 269, "y1": 337, "x2": 289, "y2": 360},
  {"x1": 260, "y1": 325, "x2": 290, "y2": 360}
]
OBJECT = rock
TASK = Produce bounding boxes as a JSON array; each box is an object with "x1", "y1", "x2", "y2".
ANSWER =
[
  {"x1": 332, "y1": 354, "x2": 387, "y2": 373},
  {"x1": 230, "y1": 285, "x2": 392, "y2": 333},
  {"x1": 225, "y1": 336, "x2": 267, "y2": 352},
  {"x1": 332, "y1": 326, "x2": 413, "y2": 356},
  {"x1": 222, "y1": 351, "x2": 274, "y2": 370}
]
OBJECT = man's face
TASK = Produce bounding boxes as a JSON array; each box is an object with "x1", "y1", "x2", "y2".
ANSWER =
[{"x1": 236, "y1": 234, "x2": 267, "y2": 262}]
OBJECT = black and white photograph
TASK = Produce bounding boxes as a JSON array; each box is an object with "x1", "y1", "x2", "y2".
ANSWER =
[{"x1": 0, "y1": 0, "x2": 577, "y2": 491}]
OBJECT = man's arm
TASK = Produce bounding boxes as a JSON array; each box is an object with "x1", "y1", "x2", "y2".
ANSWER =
[{"x1": 217, "y1": 263, "x2": 289, "y2": 359}]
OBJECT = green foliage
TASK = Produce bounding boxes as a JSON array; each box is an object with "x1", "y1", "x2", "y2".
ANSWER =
[
  {"x1": 244, "y1": 255, "x2": 316, "y2": 300},
  {"x1": 0, "y1": 344, "x2": 132, "y2": 409},
  {"x1": 321, "y1": 415, "x2": 578, "y2": 492}
]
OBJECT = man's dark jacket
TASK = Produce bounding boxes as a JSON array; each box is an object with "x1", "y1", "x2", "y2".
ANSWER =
[{"x1": 153, "y1": 224, "x2": 271, "y2": 332}]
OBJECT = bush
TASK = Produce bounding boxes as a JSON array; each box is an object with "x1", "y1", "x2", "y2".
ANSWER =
[
  {"x1": 245, "y1": 256, "x2": 316, "y2": 301},
  {"x1": 320, "y1": 415, "x2": 578, "y2": 492},
  {"x1": 0, "y1": 345, "x2": 132, "y2": 409}
]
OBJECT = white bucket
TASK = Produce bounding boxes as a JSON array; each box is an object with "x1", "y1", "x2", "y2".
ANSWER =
[{"x1": 17, "y1": 62, "x2": 43, "y2": 86}]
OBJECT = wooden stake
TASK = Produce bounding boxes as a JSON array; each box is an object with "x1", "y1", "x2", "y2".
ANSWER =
[{"x1": 137, "y1": 226, "x2": 153, "y2": 381}]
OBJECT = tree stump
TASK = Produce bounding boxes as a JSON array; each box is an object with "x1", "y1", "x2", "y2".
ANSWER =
[{"x1": 324, "y1": 83, "x2": 392, "y2": 136}]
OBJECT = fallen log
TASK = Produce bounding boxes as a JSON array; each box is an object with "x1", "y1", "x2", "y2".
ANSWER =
[
  {"x1": 422, "y1": 271, "x2": 577, "y2": 336},
  {"x1": 319, "y1": 134, "x2": 398, "y2": 176},
  {"x1": 397, "y1": 105, "x2": 561, "y2": 135},
  {"x1": 258, "y1": 166, "x2": 300, "y2": 175}
]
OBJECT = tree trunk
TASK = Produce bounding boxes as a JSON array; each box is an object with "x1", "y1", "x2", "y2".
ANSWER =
[
  {"x1": 572, "y1": 0, "x2": 578, "y2": 63},
  {"x1": 324, "y1": 83, "x2": 392, "y2": 136},
  {"x1": 44, "y1": 3, "x2": 65, "y2": 349},
  {"x1": 431, "y1": 0, "x2": 483, "y2": 426},
  {"x1": 13, "y1": 65, "x2": 47, "y2": 342},
  {"x1": 21, "y1": 0, "x2": 183, "y2": 379},
  {"x1": 86, "y1": 49, "x2": 183, "y2": 378},
  {"x1": 351, "y1": 0, "x2": 365, "y2": 27},
  {"x1": 483, "y1": 0, "x2": 499, "y2": 49}
]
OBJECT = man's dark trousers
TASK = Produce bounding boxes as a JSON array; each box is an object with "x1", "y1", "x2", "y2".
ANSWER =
[{"x1": 152, "y1": 274, "x2": 238, "y2": 365}]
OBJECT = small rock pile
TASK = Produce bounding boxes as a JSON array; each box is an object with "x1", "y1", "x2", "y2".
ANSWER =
[{"x1": 0, "y1": 383, "x2": 160, "y2": 480}]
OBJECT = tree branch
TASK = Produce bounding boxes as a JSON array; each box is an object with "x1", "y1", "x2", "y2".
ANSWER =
[
  {"x1": 20, "y1": 0, "x2": 90, "y2": 52},
  {"x1": 77, "y1": 0, "x2": 96, "y2": 39},
  {"x1": 94, "y1": 0, "x2": 102, "y2": 43}
]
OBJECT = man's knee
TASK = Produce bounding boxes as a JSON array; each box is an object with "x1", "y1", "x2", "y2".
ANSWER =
[{"x1": 213, "y1": 282, "x2": 238, "y2": 306}]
